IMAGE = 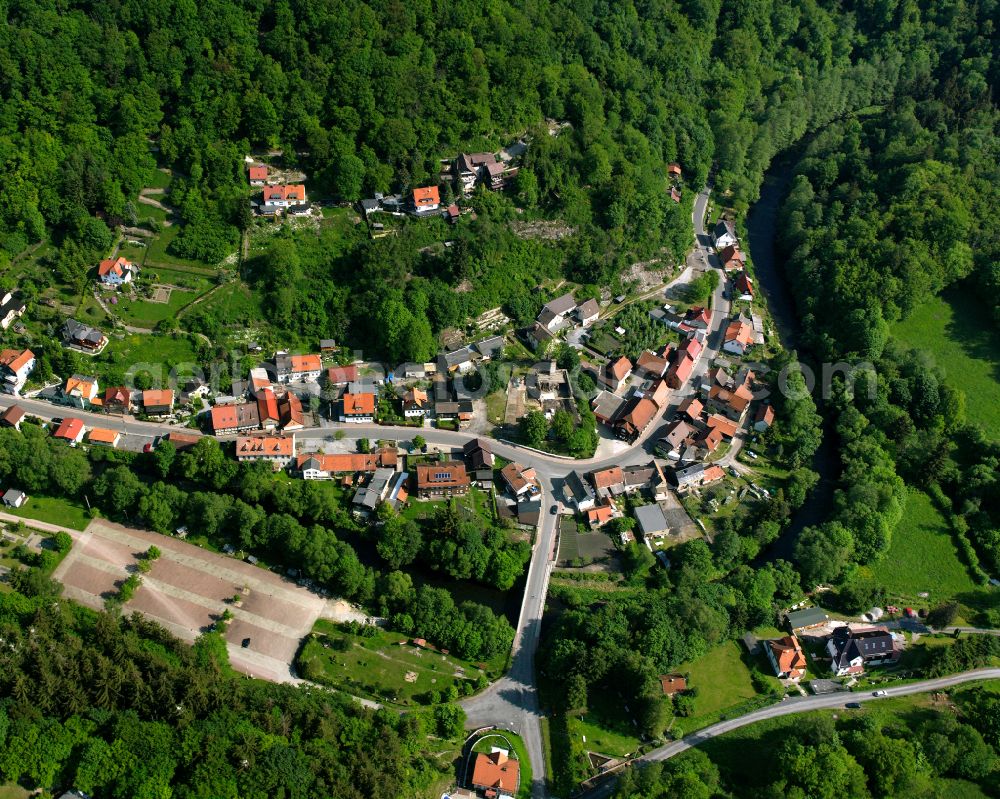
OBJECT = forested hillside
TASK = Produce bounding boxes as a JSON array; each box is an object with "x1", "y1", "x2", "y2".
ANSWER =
[
  {"x1": 0, "y1": 567, "x2": 464, "y2": 798},
  {"x1": 2, "y1": 0, "x2": 902, "y2": 357}
]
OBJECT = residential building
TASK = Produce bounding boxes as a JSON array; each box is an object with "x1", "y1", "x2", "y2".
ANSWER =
[
  {"x1": 615, "y1": 396, "x2": 658, "y2": 441},
  {"x1": 402, "y1": 387, "x2": 429, "y2": 418},
  {"x1": 415, "y1": 461, "x2": 470, "y2": 499},
  {"x1": 470, "y1": 750, "x2": 520, "y2": 797},
  {"x1": 734, "y1": 270, "x2": 754, "y2": 301},
  {"x1": 475, "y1": 335, "x2": 505, "y2": 361},
  {"x1": 261, "y1": 184, "x2": 307, "y2": 211},
  {"x1": 706, "y1": 413, "x2": 739, "y2": 439},
  {"x1": 527, "y1": 321, "x2": 555, "y2": 350},
  {"x1": 718, "y1": 244, "x2": 746, "y2": 271},
  {"x1": 664, "y1": 353, "x2": 694, "y2": 390},
  {"x1": 667, "y1": 162, "x2": 682, "y2": 179},
  {"x1": 754, "y1": 404, "x2": 775, "y2": 432},
  {"x1": 463, "y1": 438, "x2": 495, "y2": 470},
  {"x1": 97, "y1": 256, "x2": 138, "y2": 286},
  {"x1": 694, "y1": 426, "x2": 724, "y2": 453},
  {"x1": 209, "y1": 402, "x2": 260, "y2": 434},
  {"x1": 677, "y1": 396, "x2": 703, "y2": 422},
  {"x1": 589, "y1": 466, "x2": 625, "y2": 500},
  {"x1": 0, "y1": 404, "x2": 25, "y2": 430},
  {"x1": 671, "y1": 463, "x2": 725, "y2": 491},
  {"x1": 294, "y1": 449, "x2": 395, "y2": 480},
  {"x1": 102, "y1": 386, "x2": 131, "y2": 413},
  {"x1": 538, "y1": 293, "x2": 577, "y2": 330},
  {"x1": 785, "y1": 607, "x2": 830, "y2": 632},
  {"x1": 278, "y1": 391, "x2": 305, "y2": 430},
  {"x1": 52, "y1": 418, "x2": 85, "y2": 444},
  {"x1": 563, "y1": 470, "x2": 596, "y2": 511},
  {"x1": 443, "y1": 347, "x2": 474, "y2": 373},
  {"x1": 86, "y1": 428, "x2": 121, "y2": 448},
  {"x1": 712, "y1": 219, "x2": 738, "y2": 249},
  {"x1": 455, "y1": 152, "x2": 497, "y2": 193},
  {"x1": 635, "y1": 350, "x2": 669, "y2": 379},
  {"x1": 657, "y1": 419, "x2": 696, "y2": 456},
  {"x1": 501, "y1": 462, "x2": 537, "y2": 497},
  {"x1": 446, "y1": 203, "x2": 460, "y2": 224},
  {"x1": 827, "y1": 625, "x2": 900, "y2": 676},
  {"x1": 585, "y1": 503, "x2": 616, "y2": 528},
  {"x1": 723, "y1": 319, "x2": 755, "y2": 356},
  {"x1": 484, "y1": 160, "x2": 512, "y2": 190},
  {"x1": 576, "y1": 298, "x2": 600, "y2": 326},
  {"x1": 682, "y1": 306, "x2": 712, "y2": 331},
  {"x1": 61, "y1": 375, "x2": 99, "y2": 408},
  {"x1": 635, "y1": 504, "x2": 669, "y2": 542},
  {"x1": 248, "y1": 367, "x2": 271, "y2": 393},
  {"x1": 660, "y1": 674, "x2": 687, "y2": 696},
  {"x1": 235, "y1": 434, "x2": 295, "y2": 469},
  {"x1": 341, "y1": 392, "x2": 376, "y2": 423},
  {"x1": 604, "y1": 356, "x2": 633, "y2": 392},
  {"x1": 275, "y1": 353, "x2": 322, "y2": 383},
  {"x1": 165, "y1": 431, "x2": 200, "y2": 450},
  {"x1": 434, "y1": 400, "x2": 473, "y2": 424},
  {"x1": 0, "y1": 348, "x2": 34, "y2": 394},
  {"x1": 647, "y1": 379, "x2": 670, "y2": 408},
  {"x1": 248, "y1": 164, "x2": 268, "y2": 185},
  {"x1": 708, "y1": 383, "x2": 753, "y2": 421},
  {"x1": 0, "y1": 290, "x2": 26, "y2": 330},
  {"x1": 256, "y1": 388, "x2": 280, "y2": 429},
  {"x1": 412, "y1": 185, "x2": 440, "y2": 213},
  {"x1": 766, "y1": 635, "x2": 808, "y2": 680},
  {"x1": 141, "y1": 389, "x2": 174, "y2": 417},
  {"x1": 623, "y1": 464, "x2": 656, "y2": 494},
  {"x1": 326, "y1": 364, "x2": 359, "y2": 386},
  {"x1": 62, "y1": 319, "x2": 107, "y2": 351},
  {"x1": 353, "y1": 468, "x2": 407, "y2": 514},
  {"x1": 591, "y1": 390, "x2": 626, "y2": 426},
  {"x1": 2, "y1": 489, "x2": 27, "y2": 508}
]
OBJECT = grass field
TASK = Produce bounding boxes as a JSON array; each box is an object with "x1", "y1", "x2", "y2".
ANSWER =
[
  {"x1": 677, "y1": 640, "x2": 776, "y2": 733},
  {"x1": 145, "y1": 225, "x2": 224, "y2": 270},
  {"x1": 0, "y1": 784, "x2": 30, "y2": 799},
  {"x1": 566, "y1": 690, "x2": 643, "y2": 758},
  {"x1": 297, "y1": 622, "x2": 487, "y2": 706},
  {"x1": 2, "y1": 494, "x2": 90, "y2": 530},
  {"x1": 868, "y1": 489, "x2": 978, "y2": 606},
  {"x1": 103, "y1": 333, "x2": 200, "y2": 375},
  {"x1": 116, "y1": 288, "x2": 197, "y2": 327},
  {"x1": 893, "y1": 287, "x2": 1000, "y2": 438}
]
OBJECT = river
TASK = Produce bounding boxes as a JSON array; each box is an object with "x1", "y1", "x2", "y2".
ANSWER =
[{"x1": 746, "y1": 158, "x2": 838, "y2": 562}]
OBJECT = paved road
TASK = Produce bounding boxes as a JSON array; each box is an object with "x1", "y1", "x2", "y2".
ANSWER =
[
  {"x1": 1, "y1": 183, "x2": 727, "y2": 798},
  {"x1": 576, "y1": 668, "x2": 1000, "y2": 799}
]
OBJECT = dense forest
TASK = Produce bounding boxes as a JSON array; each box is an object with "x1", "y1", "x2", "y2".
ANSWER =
[
  {"x1": 613, "y1": 685, "x2": 1000, "y2": 798},
  {"x1": 1, "y1": 0, "x2": 906, "y2": 359},
  {"x1": 0, "y1": 567, "x2": 465, "y2": 798}
]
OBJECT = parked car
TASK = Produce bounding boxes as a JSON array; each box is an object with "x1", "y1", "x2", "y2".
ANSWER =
[
  {"x1": 873, "y1": 690, "x2": 887, "y2": 697},
  {"x1": 550, "y1": 503, "x2": 559, "y2": 515},
  {"x1": 746, "y1": 450, "x2": 759, "y2": 459},
  {"x1": 845, "y1": 702, "x2": 862, "y2": 709}
]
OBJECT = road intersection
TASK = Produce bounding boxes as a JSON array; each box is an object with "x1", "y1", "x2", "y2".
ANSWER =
[{"x1": 0, "y1": 185, "x2": 727, "y2": 798}]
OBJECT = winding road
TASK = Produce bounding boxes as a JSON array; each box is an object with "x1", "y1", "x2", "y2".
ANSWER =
[{"x1": 0, "y1": 184, "x2": 728, "y2": 799}]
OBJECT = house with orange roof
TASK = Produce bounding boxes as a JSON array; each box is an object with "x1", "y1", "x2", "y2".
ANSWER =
[
  {"x1": 616, "y1": 397, "x2": 658, "y2": 441},
  {"x1": 470, "y1": 749, "x2": 520, "y2": 796},
  {"x1": 275, "y1": 352, "x2": 322, "y2": 383},
  {"x1": 52, "y1": 418, "x2": 85, "y2": 444},
  {"x1": 248, "y1": 164, "x2": 269, "y2": 185},
  {"x1": 97, "y1": 256, "x2": 138, "y2": 287},
  {"x1": 718, "y1": 244, "x2": 746, "y2": 271},
  {"x1": 256, "y1": 387, "x2": 281, "y2": 429},
  {"x1": 603, "y1": 356, "x2": 632, "y2": 392},
  {"x1": 501, "y1": 462, "x2": 538, "y2": 497},
  {"x1": 340, "y1": 392, "x2": 376, "y2": 423},
  {"x1": 589, "y1": 466, "x2": 625, "y2": 499},
  {"x1": 209, "y1": 402, "x2": 260, "y2": 435},
  {"x1": 279, "y1": 392, "x2": 305, "y2": 431},
  {"x1": 412, "y1": 185, "x2": 441, "y2": 214},
  {"x1": 734, "y1": 270, "x2": 754, "y2": 301},
  {"x1": 664, "y1": 352, "x2": 694, "y2": 390},
  {"x1": 261, "y1": 184, "x2": 307, "y2": 212},
  {"x1": 723, "y1": 319, "x2": 755, "y2": 356},
  {"x1": 677, "y1": 396, "x2": 703, "y2": 422},
  {"x1": 0, "y1": 404, "x2": 25, "y2": 430},
  {"x1": 766, "y1": 635, "x2": 808, "y2": 680},
  {"x1": 402, "y1": 387, "x2": 429, "y2": 418},
  {"x1": 659, "y1": 674, "x2": 687, "y2": 695},
  {"x1": 647, "y1": 379, "x2": 670, "y2": 408},
  {"x1": 235, "y1": 434, "x2": 296, "y2": 469},
  {"x1": 708, "y1": 382, "x2": 753, "y2": 421},
  {"x1": 0, "y1": 348, "x2": 35, "y2": 394},
  {"x1": 754, "y1": 403, "x2": 775, "y2": 432},
  {"x1": 141, "y1": 389, "x2": 174, "y2": 417},
  {"x1": 415, "y1": 461, "x2": 470, "y2": 499},
  {"x1": 61, "y1": 374, "x2": 99, "y2": 409},
  {"x1": 586, "y1": 503, "x2": 617, "y2": 529},
  {"x1": 635, "y1": 350, "x2": 669, "y2": 379},
  {"x1": 706, "y1": 413, "x2": 739, "y2": 439},
  {"x1": 87, "y1": 428, "x2": 121, "y2": 448}
]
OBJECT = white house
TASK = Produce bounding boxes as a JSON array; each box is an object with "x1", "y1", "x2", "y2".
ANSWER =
[
  {"x1": 402, "y1": 388, "x2": 429, "y2": 418},
  {"x1": 0, "y1": 349, "x2": 35, "y2": 395},
  {"x1": 722, "y1": 320, "x2": 754, "y2": 356},
  {"x1": 2, "y1": 489, "x2": 27, "y2": 508},
  {"x1": 0, "y1": 290, "x2": 26, "y2": 330},
  {"x1": 275, "y1": 353, "x2": 322, "y2": 383},
  {"x1": 262, "y1": 184, "x2": 307, "y2": 211},
  {"x1": 97, "y1": 256, "x2": 139, "y2": 287},
  {"x1": 576, "y1": 298, "x2": 600, "y2": 326},
  {"x1": 713, "y1": 219, "x2": 738, "y2": 249}
]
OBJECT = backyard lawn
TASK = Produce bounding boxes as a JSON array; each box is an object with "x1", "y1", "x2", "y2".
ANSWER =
[
  {"x1": 1, "y1": 494, "x2": 90, "y2": 531},
  {"x1": 893, "y1": 287, "x2": 1000, "y2": 438},
  {"x1": 676, "y1": 640, "x2": 775, "y2": 733},
  {"x1": 296, "y1": 622, "x2": 488, "y2": 706},
  {"x1": 565, "y1": 690, "x2": 643, "y2": 759},
  {"x1": 867, "y1": 489, "x2": 979, "y2": 607},
  {"x1": 116, "y1": 288, "x2": 198, "y2": 327}
]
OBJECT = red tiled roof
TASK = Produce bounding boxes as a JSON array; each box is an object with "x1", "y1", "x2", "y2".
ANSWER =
[
  {"x1": 471, "y1": 750, "x2": 520, "y2": 793},
  {"x1": 725, "y1": 320, "x2": 754, "y2": 348},
  {"x1": 609, "y1": 356, "x2": 632, "y2": 381},
  {"x1": 416, "y1": 461, "x2": 469, "y2": 490},
  {"x1": 0, "y1": 405, "x2": 25, "y2": 425},
  {"x1": 342, "y1": 393, "x2": 375, "y2": 415},
  {"x1": 142, "y1": 389, "x2": 174, "y2": 408},
  {"x1": 262, "y1": 184, "x2": 306, "y2": 201},
  {"x1": 248, "y1": 165, "x2": 268, "y2": 180},
  {"x1": 326, "y1": 365, "x2": 358, "y2": 384},
  {"x1": 590, "y1": 466, "x2": 624, "y2": 489},
  {"x1": 702, "y1": 465, "x2": 725, "y2": 483},
  {"x1": 706, "y1": 414, "x2": 739, "y2": 438},
  {"x1": 98, "y1": 256, "x2": 133, "y2": 277},
  {"x1": 677, "y1": 397, "x2": 703, "y2": 420},
  {"x1": 256, "y1": 388, "x2": 280, "y2": 422},
  {"x1": 296, "y1": 453, "x2": 378, "y2": 473},
  {"x1": 586, "y1": 504, "x2": 615, "y2": 526},
  {"x1": 53, "y1": 418, "x2": 84, "y2": 441},
  {"x1": 236, "y1": 435, "x2": 294, "y2": 458},
  {"x1": 0, "y1": 349, "x2": 33, "y2": 373},
  {"x1": 290, "y1": 354, "x2": 321, "y2": 373},
  {"x1": 87, "y1": 428, "x2": 119, "y2": 445},
  {"x1": 413, "y1": 186, "x2": 440, "y2": 207},
  {"x1": 104, "y1": 386, "x2": 131, "y2": 405}
]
